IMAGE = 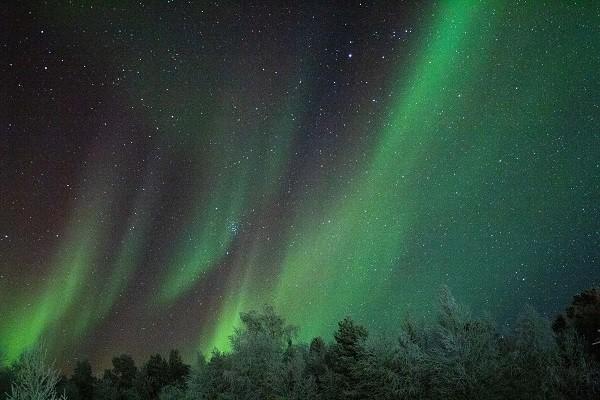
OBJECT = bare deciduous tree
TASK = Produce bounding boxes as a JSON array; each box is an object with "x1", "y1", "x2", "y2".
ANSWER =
[{"x1": 7, "y1": 345, "x2": 67, "y2": 400}]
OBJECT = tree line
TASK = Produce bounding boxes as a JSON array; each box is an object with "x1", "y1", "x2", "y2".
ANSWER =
[{"x1": 1, "y1": 287, "x2": 599, "y2": 400}]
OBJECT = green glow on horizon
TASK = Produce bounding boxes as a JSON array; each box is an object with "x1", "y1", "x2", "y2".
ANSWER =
[
  {"x1": 0, "y1": 155, "x2": 156, "y2": 363},
  {"x1": 0, "y1": 198, "x2": 109, "y2": 362}
]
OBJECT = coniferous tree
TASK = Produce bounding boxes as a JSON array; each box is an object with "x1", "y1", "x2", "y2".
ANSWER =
[
  {"x1": 106, "y1": 354, "x2": 138, "y2": 400},
  {"x1": 306, "y1": 336, "x2": 328, "y2": 394},
  {"x1": 393, "y1": 316, "x2": 431, "y2": 399},
  {"x1": 185, "y1": 350, "x2": 230, "y2": 400},
  {"x1": 94, "y1": 372, "x2": 119, "y2": 400},
  {"x1": 501, "y1": 306, "x2": 560, "y2": 400},
  {"x1": 553, "y1": 287, "x2": 600, "y2": 360},
  {"x1": 227, "y1": 305, "x2": 297, "y2": 399},
  {"x1": 70, "y1": 360, "x2": 95, "y2": 400},
  {"x1": 166, "y1": 350, "x2": 188, "y2": 389},
  {"x1": 327, "y1": 316, "x2": 369, "y2": 399},
  {"x1": 139, "y1": 354, "x2": 169, "y2": 399},
  {"x1": 430, "y1": 287, "x2": 502, "y2": 399}
]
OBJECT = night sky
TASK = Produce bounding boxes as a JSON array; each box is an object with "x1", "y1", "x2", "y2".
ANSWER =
[{"x1": 1, "y1": 1, "x2": 599, "y2": 370}]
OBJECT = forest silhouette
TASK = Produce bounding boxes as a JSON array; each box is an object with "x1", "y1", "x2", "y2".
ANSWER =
[{"x1": 1, "y1": 287, "x2": 599, "y2": 400}]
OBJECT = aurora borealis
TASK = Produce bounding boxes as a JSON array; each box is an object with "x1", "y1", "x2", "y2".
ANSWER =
[{"x1": 1, "y1": 1, "x2": 599, "y2": 369}]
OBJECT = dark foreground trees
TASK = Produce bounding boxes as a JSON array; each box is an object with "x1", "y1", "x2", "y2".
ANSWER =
[
  {"x1": 1, "y1": 287, "x2": 599, "y2": 399},
  {"x1": 178, "y1": 287, "x2": 600, "y2": 400},
  {"x1": 553, "y1": 287, "x2": 600, "y2": 360}
]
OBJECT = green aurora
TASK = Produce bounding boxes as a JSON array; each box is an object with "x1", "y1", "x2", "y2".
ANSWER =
[{"x1": 1, "y1": 0, "x2": 598, "y2": 367}]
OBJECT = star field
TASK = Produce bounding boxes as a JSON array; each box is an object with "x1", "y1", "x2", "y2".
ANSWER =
[{"x1": 1, "y1": 1, "x2": 599, "y2": 369}]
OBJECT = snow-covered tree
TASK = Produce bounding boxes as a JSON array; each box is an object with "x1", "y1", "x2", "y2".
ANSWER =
[{"x1": 7, "y1": 345, "x2": 66, "y2": 400}]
